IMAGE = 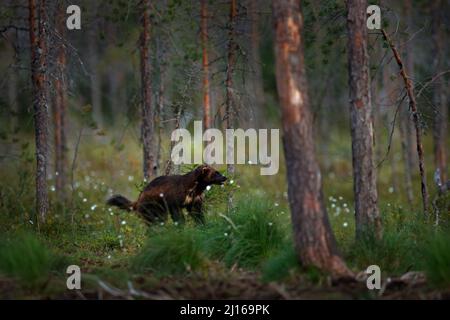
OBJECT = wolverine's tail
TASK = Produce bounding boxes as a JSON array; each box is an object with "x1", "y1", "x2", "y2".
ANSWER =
[{"x1": 106, "y1": 194, "x2": 135, "y2": 211}]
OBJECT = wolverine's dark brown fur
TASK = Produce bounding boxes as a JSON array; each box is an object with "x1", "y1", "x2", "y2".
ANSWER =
[{"x1": 107, "y1": 165, "x2": 227, "y2": 225}]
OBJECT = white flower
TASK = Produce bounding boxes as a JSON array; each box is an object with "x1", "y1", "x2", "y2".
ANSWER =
[
  {"x1": 121, "y1": 220, "x2": 127, "y2": 225},
  {"x1": 248, "y1": 160, "x2": 252, "y2": 164},
  {"x1": 343, "y1": 203, "x2": 348, "y2": 208},
  {"x1": 159, "y1": 193, "x2": 164, "y2": 197},
  {"x1": 388, "y1": 187, "x2": 394, "y2": 193},
  {"x1": 229, "y1": 180, "x2": 234, "y2": 184},
  {"x1": 90, "y1": 204, "x2": 97, "y2": 211},
  {"x1": 50, "y1": 185, "x2": 56, "y2": 192},
  {"x1": 224, "y1": 232, "x2": 228, "y2": 237},
  {"x1": 107, "y1": 255, "x2": 111, "y2": 259},
  {"x1": 339, "y1": 196, "x2": 343, "y2": 200},
  {"x1": 83, "y1": 198, "x2": 87, "y2": 203},
  {"x1": 268, "y1": 222, "x2": 273, "y2": 226},
  {"x1": 274, "y1": 202, "x2": 279, "y2": 207},
  {"x1": 206, "y1": 185, "x2": 211, "y2": 191},
  {"x1": 29, "y1": 220, "x2": 34, "y2": 225},
  {"x1": 128, "y1": 176, "x2": 134, "y2": 181},
  {"x1": 343, "y1": 222, "x2": 348, "y2": 228},
  {"x1": 85, "y1": 214, "x2": 90, "y2": 219}
]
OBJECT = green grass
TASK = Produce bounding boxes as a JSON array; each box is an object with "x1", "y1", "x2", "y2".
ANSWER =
[
  {"x1": 423, "y1": 232, "x2": 450, "y2": 288},
  {"x1": 132, "y1": 197, "x2": 288, "y2": 276},
  {"x1": 132, "y1": 226, "x2": 205, "y2": 276},
  {"x1": 0, "y1": 233, "x2": 64, "y2": 288}
]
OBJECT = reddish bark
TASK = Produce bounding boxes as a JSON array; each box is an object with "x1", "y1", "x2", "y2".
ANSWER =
[
  {"x1": 225, "y1": 0, "x2": 237, "y2": 176},
  {"x1": 272, "y1": 0, "x2": 352, "y2": 277}
]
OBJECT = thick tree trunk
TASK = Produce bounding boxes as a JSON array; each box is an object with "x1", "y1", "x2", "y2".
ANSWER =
[
  {"x1": 53, "y1": 2, "x2": 67, "y2": 202},
  {"x1": 346, "y1": 0, "x2": 382, "y2": 240},
  {"x1": 381, "y1": 29, "x2": 429, "y2": 215},
  {"x1": 272, "y1": 0, "x2": 351, "y2": 277},
  {"x1": 225, "y1": 0, "x2": 237, "y2": 176},
  {"x1": 29, "y1": 0, "x2": 49, "y2": 223},
  {"x1": 140, "y1": 0, "x2": 156, "y2": 181},
  {"x1": 431, "y1": 0, "x2": 448, "y2": 183}
]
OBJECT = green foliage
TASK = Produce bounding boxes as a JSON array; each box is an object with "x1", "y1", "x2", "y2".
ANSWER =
[
  {"x1": 262, "y1": 244, "x2": 298, "y2": 282},
  {"x1": 201, "y1": 197, "x2": 287, "y2": 269},
  {"x1": 422, "y1": 232, "x2": 450, "y2": 288},
  {"x1": 0, "y1": 233, "x2": 63, "y2": 288},
  {"x1": 132, "y1": 226, "x2": 205, "y2": 276}
]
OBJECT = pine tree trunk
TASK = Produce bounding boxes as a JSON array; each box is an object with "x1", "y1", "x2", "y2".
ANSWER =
[
  {"x1": 29, "y1": 0, "x2": 49, "y2": 223},
  {"x1": 431, "y1": 0, "x2": 448, "y2": 183},
  {"x1": 346, "y1": 0, "x2": 382, "y2": 240},
  {"x1": 88, "y1": 4, "x2": 102, "y2": 128},
  {"x1": 201, "y1": 0, "x2": 211, "y2": 132},
  {"x1": 272, "y1": 0, "x2": 352, "y2": 277},
  {"x1": 53, "y1": 2, "x2": 67, "y2": 202},
  {"x1": 156, "y1": 35, "x2": 166, "y2": 175},
  {"x1": 225, "y1": 0, "x2": 237, "y2": 176},
  {"x1": 249, "y1": 0, "x2": 265, "y2": 127},
  {"x1": 140, "y1": 0, "x2": 156, "y2": 181}
]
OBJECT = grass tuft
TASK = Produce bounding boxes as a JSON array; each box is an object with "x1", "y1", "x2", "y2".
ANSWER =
[{"x1": 0, "y1": 233, "x2": 61, "y2": 288}]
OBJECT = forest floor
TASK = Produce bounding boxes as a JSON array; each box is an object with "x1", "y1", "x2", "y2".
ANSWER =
[{"x1": 0, "y1": 132, "x2": 449, "y2": 299}]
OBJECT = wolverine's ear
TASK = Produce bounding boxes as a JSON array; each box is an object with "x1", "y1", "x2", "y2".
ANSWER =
[{"x1": 195, "y1": 164, "x2": 209, "y2": 176}]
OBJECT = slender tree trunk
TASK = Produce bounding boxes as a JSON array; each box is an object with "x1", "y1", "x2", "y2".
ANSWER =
[
  {"x1": 346, "y1": 0, "x2": 382, "y2": 240},
  {"x1": 201, "y1": 0, "x2": 211, "y2": 132},
  {"x1": 431, "y1": 0, "x2": 448, "y2": 183},
  {"x1": 156, "y1": 36, "x2": 166, "y2": 175},
  {"x1": 140, "y1": 0, "x2": 156, "y2": 181},
  {"x1": 381, "y1": 29, "x2": 429, "y2": 215},
  {"x1": 225, "y1": 0, "x2": 237, "y2": 176},
  {"x1": 249, "y1": 0, "x2": 265, "y2": 127},
  {"x1": 272, "y1": 0, "x2": 351, "y2": 277},
  {"x1": 52, "y1": 2, "x2": 67, "y2": 202},
  {"x1": 400, "y1": 0, "x2": 415, "y2": 206},
  {"x1": 29, "y1": 0, "x2": 49, "y2": 223},
  {"x1": 88, "y1": 7, "x2": 102, "y2": 128}
]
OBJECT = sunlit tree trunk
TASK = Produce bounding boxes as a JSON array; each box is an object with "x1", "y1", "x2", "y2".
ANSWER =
[
  {"x1": 52, "y1": 2, "x2": 67, "y2": 202},
  {"x1": 140, "y1": 0, "x2": 156, "y2": 181},
  {"x1": 29, "y1": 0, "x2": 49, "y2": 223},
  {"x1": 431, "y1": 0, "x2": 448, "y2": 182},
  {"x1": 272, "y1": 0, "x2": 352, "y2": 276},
  {"x1": 346, "y1": 0, "x2": 382, "y2": 240}
]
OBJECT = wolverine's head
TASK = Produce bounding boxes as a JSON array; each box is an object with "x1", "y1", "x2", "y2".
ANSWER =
[{"x1": 194, "y1": 164, "x2": 227, "y2": 185}]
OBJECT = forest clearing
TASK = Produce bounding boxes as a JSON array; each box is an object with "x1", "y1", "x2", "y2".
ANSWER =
[{"x1": 0, "y1": 0, "x2": 449, "y2": 301}]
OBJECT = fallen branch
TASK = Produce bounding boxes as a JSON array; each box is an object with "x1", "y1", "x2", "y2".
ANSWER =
[{"x1": 381, "y1": 29, "x2": 429, "y2": 215}]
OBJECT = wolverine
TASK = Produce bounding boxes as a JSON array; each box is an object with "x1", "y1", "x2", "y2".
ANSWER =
[{"x1": 106, "y1": 165, "x2": 227, "y2": 225}]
